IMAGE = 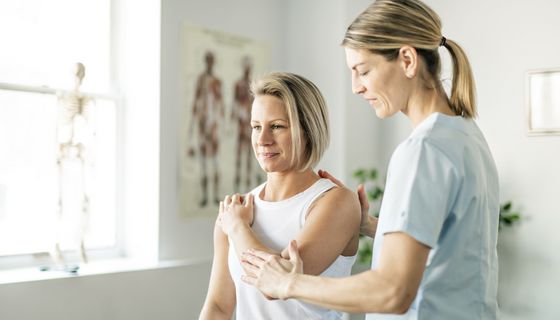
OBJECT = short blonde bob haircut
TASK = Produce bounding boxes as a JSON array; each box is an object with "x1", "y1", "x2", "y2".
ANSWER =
[{"x1": 250, "y1": 72, "x2": 329, "y2": 172}]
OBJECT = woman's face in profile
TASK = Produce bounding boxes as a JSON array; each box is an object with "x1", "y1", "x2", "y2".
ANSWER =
[
  {"x1": 250, "y1": 94, "x2": 295, "y2": 173},
  {"x1": 344, "y1": 47, "x2": 408, "y2": 119}
]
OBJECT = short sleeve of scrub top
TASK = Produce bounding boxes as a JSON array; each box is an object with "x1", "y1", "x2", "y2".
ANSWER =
[{"x1": 379, "y1": 136, "x2": 460, "y2": 248}]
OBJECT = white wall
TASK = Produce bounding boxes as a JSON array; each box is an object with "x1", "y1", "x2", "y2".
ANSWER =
[
  {"x1": 0, "y1": 263, "x2": 211, "y2": 320},
  {"x1": 283, "y1": 0, "x2": 348, "y2": 180}
]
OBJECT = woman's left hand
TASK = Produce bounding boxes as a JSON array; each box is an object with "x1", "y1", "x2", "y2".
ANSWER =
[
  {"x1": 217, "y1": 193, "x2": 254, "y2": 236},
  {"x1": 240, "y1": 240, "x2": 303, "y2": 300}
]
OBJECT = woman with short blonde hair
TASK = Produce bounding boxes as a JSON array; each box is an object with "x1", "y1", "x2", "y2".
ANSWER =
[
  {"x1": 200, "y1": 72, "x2": 360, "y2": 320},
  {"x1": 251, "y1": 72, "x2": 330, "y2": 171}
]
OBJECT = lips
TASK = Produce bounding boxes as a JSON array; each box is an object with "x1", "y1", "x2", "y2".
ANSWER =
[
  {"x1": 366, "y1": 98, "x2": 379, "y2": 108},
  {"x1": 259, "y1": 152, "x2": 280, "y2": 159}
]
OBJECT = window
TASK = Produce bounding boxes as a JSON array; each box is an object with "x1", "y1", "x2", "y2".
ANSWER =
[{"x1": 0, "y1": 0, "x2": 118, "y2": 262}]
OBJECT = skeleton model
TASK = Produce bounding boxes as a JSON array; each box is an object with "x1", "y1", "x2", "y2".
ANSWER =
[
  {"x1": 51, "y1": 62, "x2": 94, "y2": 267},
  {"x1": 188, "y1": 51, "x2": 224, "y2": 207}
]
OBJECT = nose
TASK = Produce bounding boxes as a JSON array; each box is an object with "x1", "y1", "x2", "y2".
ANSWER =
[
  {"x1": 256, "y1": 128, "x2": 273, "y2": 146},
  {"x1": 351, "y1": 75, "x2": 365, "y2": 95}
]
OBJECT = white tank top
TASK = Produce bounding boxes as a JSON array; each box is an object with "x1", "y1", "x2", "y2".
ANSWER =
[{"x1": 228, "y1": 178, "x2": 357, "y2": 319}]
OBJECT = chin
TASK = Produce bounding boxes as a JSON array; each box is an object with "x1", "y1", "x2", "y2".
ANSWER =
[
  {"x1": 258, "y1": 162, "x2": 276, "y2": 173},
  {"x1": 375, "y1": 109, "x2": 388, "y2": 119},
  {"x1": 375, "y1": 106, "x2": 398, "y2": 119}
]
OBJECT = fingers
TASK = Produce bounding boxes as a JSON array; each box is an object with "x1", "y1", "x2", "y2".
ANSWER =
[
  {"x1": 223, "y1": 194, "x2": 245, "y2": 207},
  {"x1": 263, "y1": 293, "x2": 278, "y2": 301},
  {"x1": 241, "y1": 259, "x2": 260, "y2": 274},
  {"x1": 288, "y1": 240, "x2": 300, "y2": 263},
  {"x1": 219, "y1": 201, "x2": 224, "y2": 214},
  {"x1": 357, "y1": 184, "x2": 370, "y2": 212},
  {"x1": 231, "y1": 194, "x2": 241, "y2": 204},
  {"x1": 244, "y1": 194, "x2": 254, "y2": 208},
  {"x1": 242, "y1": 252, "x2": 264, "y2": 267},
  {"x1": 241, "y1": 250, "x2": 267, "y2": 267},
  {"x1": 318, "y1": 169, "x2": 345, "y2": 188},
  {"x1": 279, "y1": 239, "x2": 296, "y2": 259},
  {"x1": 241, "y1": 274, "x2": 257, "y2": 286},
  {"x1": 280, "y1": 247, "x2": 289, "y2": 259}
]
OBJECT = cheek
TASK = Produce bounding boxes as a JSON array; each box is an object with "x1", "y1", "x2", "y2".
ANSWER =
[
  {"x1": 251, "y1": 133, "x2": 258, "y2": 154},
  {"x1": 387, "y1": 84, "x2": 408, "y2": 110},
  {"x1": 381, "y1": 68, "x2": 406, "y2": 105},
  {"x1": 280, "y1": 134, "x2": 293, "y2": 154}
]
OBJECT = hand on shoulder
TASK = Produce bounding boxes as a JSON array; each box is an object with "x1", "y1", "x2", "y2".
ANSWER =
[{"x1": 217, "y1": 193, "x2": 254, "y2": 235}]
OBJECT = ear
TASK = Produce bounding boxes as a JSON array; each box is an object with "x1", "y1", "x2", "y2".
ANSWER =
[{"x1": 398, "y1": 46, "x2": 418, "y2": 79}]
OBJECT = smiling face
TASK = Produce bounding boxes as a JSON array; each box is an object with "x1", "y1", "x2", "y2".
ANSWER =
[
  {"x1": 344, "y1": 47, "x2": 411, "y2": 118},
  {"x1": 251, "y1": 94, "x2": 298, "y2": 173}
]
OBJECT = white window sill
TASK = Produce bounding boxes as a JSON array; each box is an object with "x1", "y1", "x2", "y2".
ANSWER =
[{"x1": 0, "y1": 256, "x2": 212, "y2": 285}]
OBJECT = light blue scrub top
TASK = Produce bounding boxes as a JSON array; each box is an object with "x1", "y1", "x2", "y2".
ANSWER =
[{"x1": 367, "y1": 113, "x2": 499, "y2": 320}]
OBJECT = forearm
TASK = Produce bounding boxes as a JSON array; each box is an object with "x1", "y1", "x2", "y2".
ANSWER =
[
  {"x1": 286, "y1": 270, "x2": 406, "y2": 314},
  {"x1": 203, "y1": 223, "x2": 236, "y2": 320},
  {"x1": 230, "y1": 222, "x2": 278, "y2": 260},
  {"x1": 199, "y1": 303, "x2": 232, "y2": 320},
  {"x1": 361, "y1": 215, "x2": 378, "y2": 239}
]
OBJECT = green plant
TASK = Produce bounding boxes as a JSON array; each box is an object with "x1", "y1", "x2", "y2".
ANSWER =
[
  {"x1": 352, "y1": 168, "x2": 384, "y2": 265},
  {"x1": 352, "y1": 168, "x2": 384, "y2": 217},
  {"x1": 352, "y1": 167, "x2": 522, "y2": 266},
  {"x1": 499, "y1": 201, "x2": 521, "y2": 229}
]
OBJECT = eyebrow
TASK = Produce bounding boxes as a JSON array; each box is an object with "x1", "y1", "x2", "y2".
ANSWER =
[
  {"x1": 351, "y1": 62, "x2": 366, "y2": 71},
  {"x1": 251, "y1": 119, "x2": 288, "y2": 123}
]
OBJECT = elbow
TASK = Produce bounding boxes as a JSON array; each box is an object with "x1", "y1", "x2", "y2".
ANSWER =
[
  {"x1": 199, "y1": 299, "x2": 233, "y2": 320},
  {"x1": 199, "y1": 306, "x2": 230, "y2": 320},
  {"x1": 383, "y1": 283, "x2": 416, "y2": 314}
]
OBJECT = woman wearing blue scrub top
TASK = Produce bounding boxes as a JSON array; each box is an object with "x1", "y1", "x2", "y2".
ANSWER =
[{"x1": 237, "y1": 0, "x2": 500, "y2": 319}]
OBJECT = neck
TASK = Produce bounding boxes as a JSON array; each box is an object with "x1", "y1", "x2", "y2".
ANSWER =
[
  {"x1": 403, "y1": 86, "x2": 455, "y2": 128},
  {"x1": 262, "y1": 169, "x2": 319, "y2": 201}
]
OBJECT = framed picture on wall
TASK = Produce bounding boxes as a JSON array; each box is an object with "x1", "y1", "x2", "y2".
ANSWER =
[
  {"x1": 526, "y1": 68, "x2": 560, "y2": 135},
  {"x1": 179, "y1": 23, "x2": 270, "y2": 218}
]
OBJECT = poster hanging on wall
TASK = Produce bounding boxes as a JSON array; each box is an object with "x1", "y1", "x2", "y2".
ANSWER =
[{"x1": 180, "y1": 23, "x2": 269, "y2": 218}]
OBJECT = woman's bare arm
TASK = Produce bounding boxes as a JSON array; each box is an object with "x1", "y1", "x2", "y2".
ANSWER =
[
  {"x1": 199, "y1": 222, "x2": 236, "y2": 320},
  {"x1": 318, "y1": 170, "x2": 378, "y2": 239},
  {"x1": 220, "y1": 187, "x2": 361, "y2": 276},
  {"x1": 287, "y1": 186, "x2": 360, "y2": 275},
  {"x1": 242, "y1": 232, "x2": 429, "y2": 314}
]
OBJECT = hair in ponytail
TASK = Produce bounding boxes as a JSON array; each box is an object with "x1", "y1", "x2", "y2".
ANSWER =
[{"x1": 342, "y1": 0, "x2": 477, "y2": 118}]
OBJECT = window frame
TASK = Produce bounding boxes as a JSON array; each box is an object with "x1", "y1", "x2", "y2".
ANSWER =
[{"x1": 0, "y1": 2, "x2": 125, "y2": 269}]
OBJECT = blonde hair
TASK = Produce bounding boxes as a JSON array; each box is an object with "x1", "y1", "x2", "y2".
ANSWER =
[
  {"x1": 342, "y1": 0, "x2": 477, "y2": 118},
  {"x1": 251, "y1": 72, "x2": 330, "y2": 171}
]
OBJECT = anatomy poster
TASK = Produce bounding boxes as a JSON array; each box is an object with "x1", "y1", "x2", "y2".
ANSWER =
[{"x1": 180, "y1": 24, "x2": 269, "y2": 218}]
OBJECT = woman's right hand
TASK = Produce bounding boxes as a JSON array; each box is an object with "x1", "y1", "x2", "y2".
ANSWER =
[
  {"x1": 318, "y1": 169, "x2": 377, "y2": 238},
  {"x1": 217, "y1": 193, "x2": 254, "y2": 236}
]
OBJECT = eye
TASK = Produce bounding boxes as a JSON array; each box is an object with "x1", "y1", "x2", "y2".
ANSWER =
[
  {"x1": 359, "y1": 70, "x2": 369, "y2": 77},
  {"x1": 251, "y1": 125, "x2": 261, "y2": 131},
  {"x1": 271, "y1": 124, "x2": 285, "y2": 130}
]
